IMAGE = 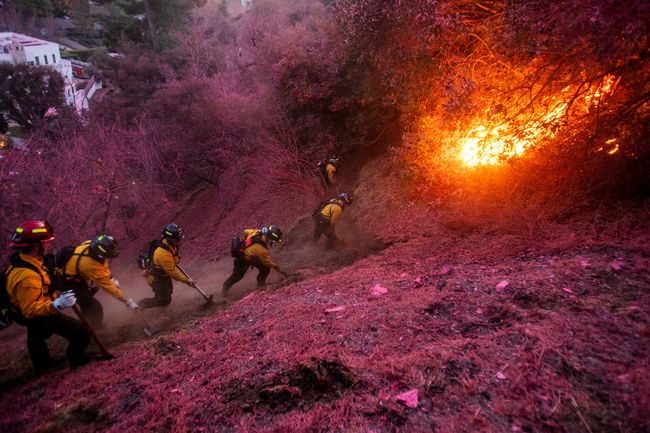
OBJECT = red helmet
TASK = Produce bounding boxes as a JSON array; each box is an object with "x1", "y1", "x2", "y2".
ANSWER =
[{"x1": 8, "y1": 220, "x2": 55, "y2": 248}]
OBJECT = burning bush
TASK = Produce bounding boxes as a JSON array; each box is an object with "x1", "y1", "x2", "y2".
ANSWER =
[{"x1": 335, "y1": 0, "x2": 650, "y2": 208}]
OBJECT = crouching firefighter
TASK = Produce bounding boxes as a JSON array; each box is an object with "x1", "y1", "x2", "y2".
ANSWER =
[
  {"x1": 139, "y1": 223, "x2": 197, "y2": 309},
  {"x1": 4, "y1": 220, "x2": 90, "y2": 373},
  {"x1": 313, "y1": 192, "x2": 353, "y2": 249},
  {"x1": 61, "y1": 235, "x2": 139, "y2": 328},
  {"x1": 222, "y1": 226, "x2": 288, "y2": 296}
]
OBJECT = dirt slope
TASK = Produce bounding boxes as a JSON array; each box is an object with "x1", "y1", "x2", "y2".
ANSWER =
[{"x1": 0, "y1": 156, "x2": 648, "y2": 433}]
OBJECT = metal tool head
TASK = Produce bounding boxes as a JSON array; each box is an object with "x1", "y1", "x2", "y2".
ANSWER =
[
  {"x1": 201, "y1": 294, "x2": 214, "y2": 308},
  {"x1": 135, "y1": 310, "x2": 158, "y2": 337}
]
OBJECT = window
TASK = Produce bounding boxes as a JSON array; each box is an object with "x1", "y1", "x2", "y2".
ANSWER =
[
  {"x1": 27, "y1": 61, "x2": 34, "y2": 65},
  {"x1": 44, "y1": 55, "x2": 48, "y2": 65},
  {"x1": 52, "y1": 54, "x2": 56, "y2": 63},
  {"x1": 34, "y1": 56, "x2": 39, "y2": 65}
]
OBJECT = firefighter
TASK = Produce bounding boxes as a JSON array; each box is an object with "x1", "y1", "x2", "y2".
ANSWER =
[
  {"x1": 63, "y1": 234, "x2": 139, "y2": 327},
  {"x1": 139, "y1": 223, "x2": 197, "y2": 309},
  {"x1": 313, "y1": 192, "x2": 353, "y2": 249},
  {"x1": 4, "y1": 220, "x2": 90, "y2": 373},
  {"x1": 318, "y1": 155, "x2": 340, "y2": 193},
  {"x1": 222, "y1": 225, "x2": 288, "y2": 295}
]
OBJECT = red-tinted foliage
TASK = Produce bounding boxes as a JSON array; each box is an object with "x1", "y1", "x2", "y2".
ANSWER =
[
  {"x1": 0, "y1": 114, "x2": 169, "y2": 249},
  {"x1": 0, "y1": 3, "x2": 649, "y2": 427},
  {"x1": 2, "y1": 0, "x2": 646, "y2": 251},
  {"x1": 0, "y1": 192, "x2": 648, "y2": 432},
  {"x1": 0, "y1": 63, "x2": 66, "y2": 130}
]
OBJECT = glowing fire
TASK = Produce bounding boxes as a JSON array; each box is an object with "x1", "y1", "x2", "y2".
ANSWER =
[
  {"x1": 460, "y1": 125, "x2": 525, "y2": 166},
  {"x1": 598, "y1": 138, "x2": 620, "y2": 155},
  {"x1": 458, "y1": 75, "x2": 619, "y2": 166}
]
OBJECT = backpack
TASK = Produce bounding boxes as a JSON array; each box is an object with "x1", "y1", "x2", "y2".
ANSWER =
[
  {"x1": 311, "y1": 199, "x2": 336, "y2": 217},
  {"x1": 230, "y1": 232, "x2": 266, "y2": 257},
  {"x1": 137, "y1": 240, "x2": 170, "y2": 271},
  {"x1": 0, "y1": 253, "x2": 44, "y2": 329},
  {"x1": 230, "y1": 235, "x2": 246, "y2": 257},
  {"x1": 43, "y1": 245, "x2": 79, "y2": 292}
]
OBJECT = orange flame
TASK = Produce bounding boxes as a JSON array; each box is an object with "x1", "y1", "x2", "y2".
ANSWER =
[{"x1": 458, "y1": 74, "x2": 619, "y2": 166}]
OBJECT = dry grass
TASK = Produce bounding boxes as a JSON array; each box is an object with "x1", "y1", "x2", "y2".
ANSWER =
[{"x1": 0, "y1": 150, "x2": 648, "y2": 433}]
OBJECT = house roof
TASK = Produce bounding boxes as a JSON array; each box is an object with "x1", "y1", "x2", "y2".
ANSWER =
[
  {"x1": 53, "y1": 18, "x2": 77, "y2": 30},
  {"x1": 0, "y1": 32, "x2": 56, "y2": 47}
]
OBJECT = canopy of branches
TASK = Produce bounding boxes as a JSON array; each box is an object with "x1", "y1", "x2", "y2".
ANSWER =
[{"x1": 0, "y1": 0, "x2": 647, "y2": 244}]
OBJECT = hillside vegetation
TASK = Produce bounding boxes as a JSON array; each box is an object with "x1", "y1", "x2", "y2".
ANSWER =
[
  {"x1": 1, "y1": 154, "x2": 648, "y2": 433},
  {"x1": 0, "y1": 1, "x2": 648, "y2": 432}
]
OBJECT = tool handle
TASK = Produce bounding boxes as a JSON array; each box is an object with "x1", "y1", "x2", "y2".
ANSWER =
[
  {"x1": 176, "y1": 264, "x2": 190, "y2": 279},
  {"x1": 194, "y1": 285, "x2": 210, "y2": 299},
  {"x1": 135, "y1": 309, "x2": 154, "y2": 328},
  {"x1": 176, "y1": 264, "x2": 211, "y2": 301},
  {"x1": 72, "y1": 305, "x2": 114, "y2": 359}
]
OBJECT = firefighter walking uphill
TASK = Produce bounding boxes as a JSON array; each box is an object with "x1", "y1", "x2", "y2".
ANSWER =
[
  {"x1": 318, "y1": 155, "x2": 340, "y2": 194},
  {"x1": 313, "y1": 192, "x2": 353, "y2": 249},
  {"x1": 3, "y1": 220, "x2": 91, "y2": 373},
  {"x1": 139, "y1": 223, "x2": 198, "y2": 309},
  {"x1": 222, "y1": 226, "x2": 288, "y2": 296},
  {"x1": 62, "y1": 235, "x2": 139, "y2": 327}
]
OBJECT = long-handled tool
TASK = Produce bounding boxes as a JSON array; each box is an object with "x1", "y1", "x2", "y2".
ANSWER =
[
  {"x1": 177, "y1": 264, "x2": 214, "y2": 306},
  {"x1": 112, "y1": 278, "x2": 158, "y2": 337},
  {"x1": 135, "y1": 309, "x2": 158, "y2": 337},
  {"x1": 72, "y1": 304, "x2": 114, "y2": 360}
]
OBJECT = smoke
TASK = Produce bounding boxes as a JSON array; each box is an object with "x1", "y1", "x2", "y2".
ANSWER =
[{"x1": 99, "y1": 254, "x2": 274, "y2": 333}]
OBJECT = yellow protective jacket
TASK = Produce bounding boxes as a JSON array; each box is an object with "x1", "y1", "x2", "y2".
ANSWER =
[
  {"x1": 242, "y1": 229, "x2": 278, "y2": 269},
  {"x1": 325, "y1": 163, "x2": 337, "y2": 185},
  {"x1": 320, "y1": 202, "x2": 344, "y2": 227},
  {"x1": 65, "y1": 241, "x2": 125, "y2": 300},
  {"x1": 6, "y1": 253, "x2": 56, "y2": 319},
  {"x1": 151, "y1": 239, "x2": 189, "y2": 282}
]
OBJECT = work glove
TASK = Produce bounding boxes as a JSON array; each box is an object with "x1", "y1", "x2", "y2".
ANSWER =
[
  {"x1": 52, "y1": 290, "x2": 76, "y2": 311},
  {"x1": 186, "y1": 279, "x2": 197, "y2": 288},
  {"x1": 125, "y1": 298, "x2": 139, "y2": 310}
]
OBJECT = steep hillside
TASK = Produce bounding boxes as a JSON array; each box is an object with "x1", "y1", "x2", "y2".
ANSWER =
[{"x1": 0, "y1": 155, "x2": 648, "y2": 433}]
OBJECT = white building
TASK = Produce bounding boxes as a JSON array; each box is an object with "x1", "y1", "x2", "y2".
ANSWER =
[{"x1": 0, "y1": 32, "x2": 86, "y2": 109}]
